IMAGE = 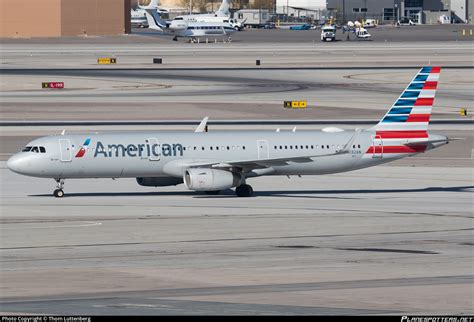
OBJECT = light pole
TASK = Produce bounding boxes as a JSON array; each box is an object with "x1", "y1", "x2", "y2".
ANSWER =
[{"x1": 394, "y1": 3, "x2": 398, "y2": 23}]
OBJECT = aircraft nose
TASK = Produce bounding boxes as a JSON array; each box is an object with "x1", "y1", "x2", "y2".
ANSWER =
[{"x1": 7, "y1": 154, "x2": 26, "y2": 174}]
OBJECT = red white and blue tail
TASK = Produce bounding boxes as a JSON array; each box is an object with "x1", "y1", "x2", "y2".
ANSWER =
[
  {"x1": 372, "y1": 66, "x2": 440, "y2": 134},
  {"x1": 364, "y1": 67, "x2": 443, "y2": 158}
]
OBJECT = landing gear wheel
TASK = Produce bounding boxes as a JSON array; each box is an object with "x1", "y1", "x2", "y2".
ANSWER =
[
  {"x1": 53, "y1": 189, "x2": 64, "y2": 198},
  {"x1": 53, "y1": 179, "x2": 65, "y2": 198},
  {"x1": 205, "y1": 190, "x2": 221, "y2": 195},
  {"x1": 235, "y1": 184, "x2": 253, "y2": 197}
]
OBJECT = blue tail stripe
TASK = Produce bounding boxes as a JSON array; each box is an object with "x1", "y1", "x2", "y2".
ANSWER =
[
  {"x1": 414, "y1": 74, "x2": 428, "y2": 82},
  {"x1": 388, "y1": 107, "x2": 412, "y2": 115},
  {"x1": 401, "y1": 91, "x2": 420, "y2": 98},
  {"x1": 382, "y1": 115, "x2": 409, "y2": 123},
  {"x1": 84, "y1": 138, "x2": 91, "y2": 146},
  {"x1": 394, "y1": 99, "x2": 416, "y2": 107},
  {"x1": 408, "y1": 83, "x2": 424, "y2": 90},
  {"x1": 420, "y1": 67, "x2": 432, "y2": 73}
]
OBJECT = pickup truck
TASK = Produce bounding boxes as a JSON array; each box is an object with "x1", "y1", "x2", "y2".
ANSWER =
[{"x1": 321, "y1": 25, "x2": 336, "y2": 41}]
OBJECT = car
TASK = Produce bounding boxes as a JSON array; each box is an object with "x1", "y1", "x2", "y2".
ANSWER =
[
  {"x1": 263, "y1": 22, "x2": 276, "y2": 29},
  {"x1": 290, "y1": 23, "x2": 311, "y2": 30},
  {"x1": 397, "y1": 17, "x2": 416, "y2": 26}
]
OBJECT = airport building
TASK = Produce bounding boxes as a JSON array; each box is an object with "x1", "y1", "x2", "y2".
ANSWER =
[
  {"x1": 0, "y1": 0, "x2": 131, "y2": 38},
  {"x1": 326, "y1": 0, "x2": 472, "y2": 24}
]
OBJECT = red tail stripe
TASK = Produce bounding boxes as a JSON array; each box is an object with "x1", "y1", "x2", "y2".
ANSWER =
[
  {"x1": 407, "y1": 114, "x2": 431, "y2": 122},
  {"x1": 415, "y1": 98, "x2": 434, "y2": 106},
  {"x1": 430, "y1": 66, "x2": 441, "y2": 73},
  {"x1": 366, "y1": 145, "x2": 427, "y2": 154},
  {"x1": 376, "y1": 131, "x2": 428, "y2": 139},
  {"x1": 423, "y1": 81, "x2": 438, "y2": 90}
]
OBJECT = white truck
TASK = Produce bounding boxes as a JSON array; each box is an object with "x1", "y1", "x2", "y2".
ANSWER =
[
  {"x1": 321, "y1": 25, "x2": 336, "y2": 42},
  {"x1": 355, "y1": 27, "x2": 371, "y2": 40}
]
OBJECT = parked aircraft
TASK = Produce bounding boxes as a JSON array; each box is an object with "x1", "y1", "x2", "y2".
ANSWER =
[
  {"x1": 131, "y1": 0, "x2": 163, "y2": 28},
  {"x1": 144, "y1": 8, "x2": 236, "y2": 42},
  {"x1": 7, "y1": 67, "x2": 449, "y2": 198}
]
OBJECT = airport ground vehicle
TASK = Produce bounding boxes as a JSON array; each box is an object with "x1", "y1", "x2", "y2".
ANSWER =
[
  {"x1": 7, "y1": 67, "x2": 449, "y2": 198},
  {"x1": 363, "y1": 19, "x2": 377, "y2": 28},
  {"x1": 290, "y1": 24, "x2": 311, "y2": 30},
  {"x1": 321, "y1": 25, "x2": 336, "y2": 41},
  {"x1": 355, "y1": 27, "x2": 371, "y2": 39},
  {"x1": 397, "y1": 17, "x2": 416, "y2": 26},
  {"x1": 263, "y1": 22, "x2": 276, "y2": 29},
  {"x1": 438, "y1": 15, "x2": 451, "y2": 24}
]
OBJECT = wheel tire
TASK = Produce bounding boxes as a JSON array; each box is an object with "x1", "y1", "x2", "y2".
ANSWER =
[
  {"x1": 54, "y1": 189, "x2": 64, "y2": 198},
  {"x1": 205, "y1": 190, "x2": 221, "y2": 195},
  {"x1": 236, "y1": 184, "x2": 253, "y2": 197}
]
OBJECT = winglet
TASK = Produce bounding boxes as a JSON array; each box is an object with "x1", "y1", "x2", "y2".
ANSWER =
[
  {"x1": 61, "y1": 129, "x2": 66, "y2": 136},
  {"x1": 195, "y1": 117, "x2": 209, "y2": 132}
]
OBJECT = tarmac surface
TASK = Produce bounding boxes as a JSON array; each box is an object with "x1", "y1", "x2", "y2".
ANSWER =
[
  {"x1": 1, "y1": 164, "x2": 473, "y2": 315},
  {"x1": 0, "y1": 26, "x2": 473, "y2": 315}
]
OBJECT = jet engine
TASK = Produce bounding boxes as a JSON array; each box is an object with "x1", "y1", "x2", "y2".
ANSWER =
[
  {"x1": 136, "y1": 177, "x2": 183, "y2": 187},
  {"x1": 169, "y1": 20, "x2": 188, "y2": 31},
  {"x1": 184, "y1": 168, "x2": 242, "y2": 191}
]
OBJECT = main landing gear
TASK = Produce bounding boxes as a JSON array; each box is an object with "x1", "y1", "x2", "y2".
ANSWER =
[
  {"x1": 53, "y1": 179, "x2": 65, "y2": 198},
  {"x1": 235, "y1": 184, "x2": 253, "y2": 197}
]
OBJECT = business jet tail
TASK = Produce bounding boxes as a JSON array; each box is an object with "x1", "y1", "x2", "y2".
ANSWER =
[
  {"x1": 216, "y1": 0, "x2": 231, "y2": 17},
  {"x1": 138, "y1": 0, "x2": 159, "y2": 10},
  {"x1": 144, "y1": 9, "x2": 167, "y2": 31}
]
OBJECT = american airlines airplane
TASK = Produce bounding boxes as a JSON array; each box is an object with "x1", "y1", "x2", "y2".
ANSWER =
[
  {"x1": 7, "y1": 67, "x2": 449, "y2": 198},
  {"x1": 144, "y1": 8, "x2": 236, "y2": 42}
]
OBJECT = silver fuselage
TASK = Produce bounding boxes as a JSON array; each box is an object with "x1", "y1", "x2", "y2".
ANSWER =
[{"x1": 7, "y1": 129, "x2": 445, "y2": 180}]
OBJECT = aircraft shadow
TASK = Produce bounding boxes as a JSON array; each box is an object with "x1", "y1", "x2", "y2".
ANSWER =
[{"x1": 29, "y1": 186, "x2": 473, "y2": 198}]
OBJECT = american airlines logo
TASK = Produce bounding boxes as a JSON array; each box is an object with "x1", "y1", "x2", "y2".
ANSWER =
[
  {"x1": 75, "y1": 138, "x2": 91, "y2": 158},
  {"x1": 93, "y1": 141, "x2": 184, "y2": 158}
]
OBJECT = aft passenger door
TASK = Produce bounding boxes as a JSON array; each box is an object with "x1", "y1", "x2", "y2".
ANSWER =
[
  {"x1": 371, "y1": 135, "x2": 383, "y2": 159},
  {"x1": 257, "y1": 140, "x2": 269, "y2": 160},
  {"x1": 59, "y1": 139, "x2": 72, "y2": 162}
]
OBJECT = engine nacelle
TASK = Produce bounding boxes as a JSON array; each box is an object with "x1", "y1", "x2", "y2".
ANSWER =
[
  {"x1": 184, "y1": 168, "x2": 242, "y2": 191},
  {"x1": 136, "y1": 177, "x2": 183, "y2": 187},
  {"x1": 169, "y1": 20, "x2": 188, "y2": 30}
]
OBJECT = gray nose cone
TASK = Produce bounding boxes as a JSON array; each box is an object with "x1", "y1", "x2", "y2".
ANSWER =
[{"x1": 7, "y1": 154, "x2": 25, "y2": 174}]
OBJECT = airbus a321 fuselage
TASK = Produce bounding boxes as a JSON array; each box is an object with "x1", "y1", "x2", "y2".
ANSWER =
[{"x1": 7, "y1": 67, "x2": 449, "y2": 198}]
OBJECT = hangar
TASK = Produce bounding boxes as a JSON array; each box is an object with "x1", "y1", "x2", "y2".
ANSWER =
[{"x1": 0, "y1": 0, "x2": 131, "y2": 37}]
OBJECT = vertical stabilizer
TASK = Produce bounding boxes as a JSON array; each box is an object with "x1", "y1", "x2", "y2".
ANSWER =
[{"x1": 371, "y1": 66, "x2": 441, "y2": 133}]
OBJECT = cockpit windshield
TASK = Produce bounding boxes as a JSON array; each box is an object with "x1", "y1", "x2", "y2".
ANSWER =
[{"x1": 22, "y1": 146, "x2": 46, "y2": 153}]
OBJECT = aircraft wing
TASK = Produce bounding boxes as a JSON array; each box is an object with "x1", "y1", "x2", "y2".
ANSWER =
[
  {"x1": 184, "y1": 129, "x2": 360, "y2": 174},
  {"x1": 186, "y1": 149, "x2": 350, "y2": 174}
]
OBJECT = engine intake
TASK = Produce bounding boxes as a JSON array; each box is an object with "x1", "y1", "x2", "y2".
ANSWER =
[
  {"x1": 184, "y1": 168, "x2": 242, "y2": 191},
  {"x1": 136, "y1": 177, "x2": 183, "y2": 187}
]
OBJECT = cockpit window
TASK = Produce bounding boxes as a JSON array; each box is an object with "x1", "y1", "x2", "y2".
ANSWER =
[{"x1": 22, "y1": 146, "x2": 46, "y2": 153}]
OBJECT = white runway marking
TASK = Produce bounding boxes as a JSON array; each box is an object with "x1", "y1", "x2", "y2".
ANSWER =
[{"x1": 1, "y1": 221, "x2": 102, "y2": 230}]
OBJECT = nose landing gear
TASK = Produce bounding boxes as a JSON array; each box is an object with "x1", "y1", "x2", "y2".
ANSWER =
[{"x1": 53, "y1": 179, "x2": 65, "y2": 198}]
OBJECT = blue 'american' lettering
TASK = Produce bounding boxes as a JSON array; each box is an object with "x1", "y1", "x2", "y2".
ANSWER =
[{"x1": 93, "y1": 141, "x2": 183, "y2": 158}]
